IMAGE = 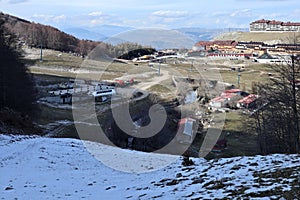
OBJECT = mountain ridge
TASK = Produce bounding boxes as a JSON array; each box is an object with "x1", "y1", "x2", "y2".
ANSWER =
[{"x1": 0, "y1": 12, "x2": 100, "y2": 55}]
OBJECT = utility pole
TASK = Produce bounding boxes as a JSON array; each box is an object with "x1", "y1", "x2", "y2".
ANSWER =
[
  {"x1": 40, "y1": 44, "x2": 43, "y2": 62},
  {"x1": 237, "y1": 68, "x2": 241, "y2": 88},
  {"x1": 158, "y1": 62, "x2": 161, "y2": 75}
]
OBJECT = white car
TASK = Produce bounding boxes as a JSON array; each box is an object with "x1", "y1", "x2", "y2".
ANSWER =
[{"x1": 92, "y1": 89, "x2": 116, "y2": 97}]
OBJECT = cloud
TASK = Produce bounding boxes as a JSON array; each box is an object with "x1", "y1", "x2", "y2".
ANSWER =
[
  {"x1": 211, "y1": 9, "x2": 252, "y2": 18},
  {"x1": 152, "y1": 10, "x2": 189, "y2": 18},
  {"x1": 211, "y1": 11, "x2": 229, "y2": 17},
  {"x1": 88, "y1": 11, "x2": 103, "y2": 17},
  {"x1": 258, "y1": 12, "x2": 286, "y2": 19},
  {"x1": 7, "y1": 0, "x2": 28, "y2": 3},
  {"x1": 0, "y1": 0, "x2": 28, "y2": 3},
  {"x1": 90, "y1": 19, "x2": 106, "y2": 25},
  {"x1": 80, "y1": 9, "x2": 132, "y2": 26},
  {"x1": 230, "y1": 9, "x2": 252, "y2": 17},
  {"x1": 32, "y1": 14, "x2": 66, "y2": 23},
  {"x1": 143, "y1": 11, "x2": 189, "y2": 29},
  {"x1": 32, "y1": 14, "x2": 54, "y2": 21},
  {"x1": 290, "y1": 9, "x2": 300, "y2": 18},
  {"x1": 236, "y1": 0, "x2": 290, "y2": 1},
  {"x1": 83, "y1": 13, "x2": 123, "y2": 26},
  {"x1": 53, "y1": 15, "x2": 66, "y2": 23},
  {"x1": 149, "y1": 10, "x2": 191, "y2": 27}
]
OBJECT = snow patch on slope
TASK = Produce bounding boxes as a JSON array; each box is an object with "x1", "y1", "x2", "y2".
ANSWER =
[{"x1": 1, "y1": 135, "x2": 300, "y2": 199}]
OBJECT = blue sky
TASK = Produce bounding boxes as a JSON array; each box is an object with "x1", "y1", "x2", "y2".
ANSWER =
[{"x1": 1, "y1": 0, "x2": 300, "y2": 29}]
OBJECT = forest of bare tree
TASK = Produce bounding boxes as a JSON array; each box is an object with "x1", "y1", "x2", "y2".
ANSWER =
[
  {"x1": 253, "y1": 55, "x2": 300, "y2": 154},
  {"x1": 0, "y1": 12, "x2": 151, "y2": 58}
]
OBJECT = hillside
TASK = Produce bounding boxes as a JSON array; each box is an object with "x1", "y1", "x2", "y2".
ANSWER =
[
  {"x1": 175, "y1": 28, "x2": 248, "y2": 42},
  {"x1": 1, "y1": 134, "x2": 300, "y2": 199},
  {"x1": 0, "y1": 12, "x2": 158, "y2": 59},
  {"x1": 0, "y1": 12, "x2": 100, "y2": 55},
  {"x1": 214, "y1": 31, "x2": 300, "y2": 44}
]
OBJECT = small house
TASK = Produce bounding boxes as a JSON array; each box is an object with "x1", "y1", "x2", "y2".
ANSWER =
[
  {"x1": 209, "y1": 89, "x2": 246, "y2": 108},
  {"x1": 254, "y1": 52, "x2": 282, "y2": 64},
  {"x1": 237, "y1": 94, "x2": 259, "y2": 109},
  {"x1": 177, "y1": 118, "x2": 196, "y2": 144}
]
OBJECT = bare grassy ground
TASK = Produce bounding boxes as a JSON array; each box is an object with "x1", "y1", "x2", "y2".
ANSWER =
[
  {"x1": 26, "y1": 48, "x2": 274, "y2": 92},
  {"x1": 28, "y1": 48, "x2": 274, "y2": 157},
  {"x1": 167, "y1": 57, "x2": 277, "y2": 93},
  {"x1": 219, "y1": 68, "x2": 269, "y2": 92},
  {"x1": 28, "y1": 51, "x2": 157, "y2": 81},
  {"x1": 215, "y1": 31, "x2": 300, "y2": 44}
]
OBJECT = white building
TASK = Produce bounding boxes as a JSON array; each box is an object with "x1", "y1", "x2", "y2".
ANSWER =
[{"x1": 250, "y1": 19, "x2": 300, "y2": 32}]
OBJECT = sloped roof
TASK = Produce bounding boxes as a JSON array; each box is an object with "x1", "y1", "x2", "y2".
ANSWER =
[
  {"x1": 210, "y1": 96, "x2": 226, "y2": 103},
  {"x1": 250, "y1": 19, "x2": 270, "y2": 24},
  {"x1": 223, "y1": 89, "x2": 242, "y2": 94},
  {"x1": 258, "y1": 53, "x2": 275, "y2": 59},
  {"x1": 238, "y1": 94, "x2": 258, "y2": 104},
  {"x1": 282, "y1": 22, "x2": 300, "y2": 26},
  {"x1": 178, "y1": 118, "x2": 195, "y2": 136},
  {"x1": 195, "y1": 40, "x2": 237, "y2": 47},
  {"x1": 251, "y1": 19, "x2": 300, "y2": 26},
  {"x1": 210, "y1": 93, "x2": 238, "y2": 103},
  {"x1": 268, "y1": 20, "x2": 283, "y2": 25}
]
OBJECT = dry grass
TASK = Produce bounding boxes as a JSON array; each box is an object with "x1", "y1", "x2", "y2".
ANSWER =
[
  {"x1": 29, "y1": 49, "x2": 157, "y2": 81},
  {"x1": 215, "y1": 31, "x2": 300, "y2": 44},
  {"x1": 35, "y1": 53, "x2": 83, "y2": 68},
  {"x1": 148, "y1": 84, "x2": 172, "y2": 93},
  {"x1": 219, "y1": 69, "x2": 269, "y2": 92}
]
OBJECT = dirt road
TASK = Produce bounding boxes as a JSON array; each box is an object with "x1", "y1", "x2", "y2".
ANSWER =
[{"x1": 133, "y1": 69, "x2": 171, "y2": 90}]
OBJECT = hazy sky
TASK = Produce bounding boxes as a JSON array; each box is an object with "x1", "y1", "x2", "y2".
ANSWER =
[{"x1": 1, "y1": 0, "x2": 300, "y2": 29}]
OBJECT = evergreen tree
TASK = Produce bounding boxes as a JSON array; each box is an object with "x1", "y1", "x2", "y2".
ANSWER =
[{"x1": 0, "y1": 19, "x2": 37, "y2": 115}]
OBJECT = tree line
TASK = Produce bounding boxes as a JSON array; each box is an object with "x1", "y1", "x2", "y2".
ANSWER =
[
  {"x1": 1, "y1": 12, "x2": 152, "y2": 58},
  {"x1": 253, "y1": 55, "x2": 300, "y2": 154},
  {"x1": 1, "y1": 12, "x2": 95, "y2": 54}
]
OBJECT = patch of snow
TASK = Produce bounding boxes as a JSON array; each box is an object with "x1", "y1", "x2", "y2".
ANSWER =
[{"x1": 1, "y1": 135, "x2": 300, "y2": 199}]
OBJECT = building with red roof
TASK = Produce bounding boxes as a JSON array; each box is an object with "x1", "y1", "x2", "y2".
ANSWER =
[
  {"x1": 250, "y1": 19, "x2": 300, "y2": 32},
  {"x1": 194, "y1": 40, "x2": 237, "y2": 52},
  {"x1": 209, "y1": 89, "x2": 247, "y2": 108},
  {"x1": 237, "y1": 94, "x2": 259, "y2": 109},
  {"x1": 177, "y1": 118, "x2": 196, "y2": 144}
]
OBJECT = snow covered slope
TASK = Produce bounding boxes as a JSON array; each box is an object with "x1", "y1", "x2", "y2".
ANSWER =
[{"x1": 1, "y1": 134, "x2": 300, "y2": 199}]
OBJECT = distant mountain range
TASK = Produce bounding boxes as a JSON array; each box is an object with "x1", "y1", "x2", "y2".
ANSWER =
[
  {"x1": 62, "y1": 25, "x2": 134, "y2": 41},
  {"x1": 1, "y1": 12, "x2": 249, "y2": 50},
  {"x1": 61, "y1": 25, "x2": 249, "y2": 43},
  {"x1": 174, "y1": 27, "x2": 249, "y2": 42},
  {"x1": 61, "y1": 27, "x2": 108, "y2": 41}
]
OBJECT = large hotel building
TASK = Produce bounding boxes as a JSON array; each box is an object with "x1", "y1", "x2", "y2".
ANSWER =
[{"x1": 250, "y1": 19, "x2": 300, "y2": 32}]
